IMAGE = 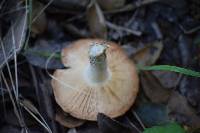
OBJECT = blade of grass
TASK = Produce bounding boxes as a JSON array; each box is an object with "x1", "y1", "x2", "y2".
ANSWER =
[
  {"x1": 24, "y1": 0, "x2": 32, "y2": 50},
  {"x1": 0, "y1": 70, "x2": 6, "y2": 118},
  {"x1": 138, "y1": 65, "x2": 200, "y2": 77},
  {"x1": 1, "y1": 72, "x2": 22, "y2": 125},
  {"x1": 25, "y1": 50, "x2": 61, "y2": 59},
  {"x1": 20, "y1": 100, "x2": 52, "y2": 133},
  {"x1": 11, "y1": 24, "x2": 19, "y2": 100},
  {"x1": 0, "y1": 6, "x2": 27, "y2": 18}
]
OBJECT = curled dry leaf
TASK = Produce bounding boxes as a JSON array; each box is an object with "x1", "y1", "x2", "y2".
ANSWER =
[
  {"x1": 97, "y1": 0, "x2": 125, "y2": 11},
  {"x1": 55, "y1": 109, "x2": 85, "y2": 128},
  {"x1": 122, "y1": 42, "x2": 147, "y2": 57},
  {"x1": 132, "y1": 41, "x2": 163, "y2": 66},
  {"x1": 167, "y1": 91, "x2": 196, "y2": 117},
  {"x1": 152, "y1": 71, "x2": 179, "y2": 88},
  {"x1": 86, "y1": 1, "x2": 107, "y2": 39},
  {"x1": 167, "y1": 91, "x2": 200, "y2": 129},
  {"x1": 0, "y1": 9, "x2": 27, "y2": 69},
  {"x1": 141, "y1": 71, "x2": 171, "y2": 103}
]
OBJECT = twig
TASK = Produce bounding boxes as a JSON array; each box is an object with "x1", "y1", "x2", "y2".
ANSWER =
[
  {"x1": 179, "y1": 24, "x2": 200, "y2": 34},
  {"x1": 106, "y1": 21, "x2": 142, "y2": 36},
  {"x1": 125, "y1": 116, "x2": 142, "y2": 133},
  {"x1": 32, "y1": 0, "x2": 54, "y2": 23},
  {"x1": 151, "y1": 22, "x2": 163, "y2": 39},
  {"x1": 132, "y1": 111, "x2": 146, "y2": 129}
]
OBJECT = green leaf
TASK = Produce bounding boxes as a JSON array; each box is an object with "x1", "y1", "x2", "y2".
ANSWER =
[
  {"x1": 138, "y1": 65, "x2": 200, "y2": 77},
  {"x1": 143, "y1": 123, "x2": 186, "y2": 133}
]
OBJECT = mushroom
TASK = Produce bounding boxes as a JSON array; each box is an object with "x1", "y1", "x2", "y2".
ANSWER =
[{"x1": 51, "y1": 39, "x2": 139, "y2": 120}]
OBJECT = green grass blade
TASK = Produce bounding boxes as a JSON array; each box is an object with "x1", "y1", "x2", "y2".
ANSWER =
[{"x1": 138, "y1": 65, "x2": 200, "y2": 77}]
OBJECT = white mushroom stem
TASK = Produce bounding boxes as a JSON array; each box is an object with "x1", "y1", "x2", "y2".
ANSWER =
[{"x1": 86, "y1": 43, "x2": 109, "y2": 84}]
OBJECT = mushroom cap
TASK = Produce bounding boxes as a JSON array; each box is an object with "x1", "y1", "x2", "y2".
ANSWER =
[{"x1": 51, "y1": 39, "x2": 139, "y2": 120}]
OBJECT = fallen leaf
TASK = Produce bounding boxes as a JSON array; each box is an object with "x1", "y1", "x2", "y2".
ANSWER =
[
  {"x1": 136, "y1": 103, "x2": 170, "y2": 127},
  {"x1": 97, "y1": 113, "x2": 132, "y2": 133},
  {"x1": 141, "y1": 71, "x2": 171, "y2": 103},
  {"x1": 55, "y1": 109, "x2": 85, "y2": 128},
  {"x1": 31, "y1": 0, "x2": 47, "y2": 35},
  {"x1": 152, "y1": 71, "x2": 179, "y2": 88},
  {"x1": 41, "y1": 0, "x2": 90, "y2": 12},
  {"x1": 167, "y1": 91, "x2": 196, "y2": 116},
  {"x1": 97, "y1": 0, "x2": 125, "y2": 11},
  {"x1": 24, "y1": 39, "x2": 64, "y2": 69},
  {"x1": 122, "y1": 43, "x2": 144, "y2": 57},
  {"x1": 86, "y1": 1, "x2": 107, "y2": 39},
  {"x1": 132, "y1": 41, "x2": 163, "y2": 66},
  {"x1": 167, "y1": 91, "x2": 200, "y2": 129},
  {"x1": 76, "y1": 122, "x2": 101, "y2": 133}
]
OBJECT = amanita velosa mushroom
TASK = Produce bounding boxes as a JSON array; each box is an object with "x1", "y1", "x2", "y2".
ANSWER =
[{"x1": 51, "y1": 39, "x2": 139, "y2": 121}]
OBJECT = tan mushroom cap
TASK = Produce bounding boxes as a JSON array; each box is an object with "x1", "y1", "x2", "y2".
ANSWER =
[{"x1": 51, "y1": 39, "x2": 139, "y2": 120}]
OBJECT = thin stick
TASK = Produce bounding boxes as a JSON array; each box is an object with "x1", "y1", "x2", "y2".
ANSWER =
[
  {"x1": 125, "y1": 116, "x2": 142, "y2": 133},
  {"x1": 132, "y1": 111, "x2": 145, "y2": 129},
  {"x1": 106, "y1": 21, "x2": 142, "y2": 36},
  {"x1": 32, "y1": 0, "x2": 54, "y2": 23}
]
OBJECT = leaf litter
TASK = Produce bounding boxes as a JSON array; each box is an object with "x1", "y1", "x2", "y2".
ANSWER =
[{"x1": 1, "y1": 0, "x2": 200, "y2": 133}]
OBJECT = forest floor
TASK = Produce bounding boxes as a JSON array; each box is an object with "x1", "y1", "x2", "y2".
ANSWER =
[{"x1": 0, "y1": 0, "x2": 200, "y2": 133}]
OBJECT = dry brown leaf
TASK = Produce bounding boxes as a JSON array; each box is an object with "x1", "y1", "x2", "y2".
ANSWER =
[
  {"x1": 132, "y1": 41, "x2": 163, "y2": 66},
  {"x1": 31, "y1": 0, "x2": 47, "y2": 35},
  {"x1": 141, "y1": 71, "x2": 171, "y2": 103},
  {"x1": 167, "y1": 91, "x2": 200, "y2": 129},
  {"x1": 152, "y1": 71, "x2": 179, "y2": 88},
  {"x1": 55, "y1": 109, "x2": 85, "y2": 128},
  {"x1": 86, "y1": 1, "x2": 107, "y2": 39},
  {"x1": 167, "y1": 91, "x2": 196, "y2": 116}
]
